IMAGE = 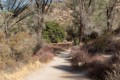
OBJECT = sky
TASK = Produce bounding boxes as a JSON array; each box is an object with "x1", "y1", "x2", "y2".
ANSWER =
[
  {"x1": 1, "y1": 0, "x2": 29, "y2": 11},
  {"x1": 0, "y1": 0, "x2": 63, "y2": 10}
]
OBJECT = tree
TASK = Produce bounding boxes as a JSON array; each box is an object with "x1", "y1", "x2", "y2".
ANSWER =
[
  {"x1": 106, "y1": 0, "x2": 118, "y2": 31},
  {"x1": 67, "y1": 0, "x2": 120, "y2": 45},
  {"x1": 0, "y1": 0, "x2": 33, "y2": 43},
  {"x1": 0, "y1": 0, "x2": 53, "y2": 47},
  {"x1": 67, "y1": 0, "x2": 93, "y2": 44},
  {"x1": 30, "y1": 0, "x2": 53, "y2": 54}
]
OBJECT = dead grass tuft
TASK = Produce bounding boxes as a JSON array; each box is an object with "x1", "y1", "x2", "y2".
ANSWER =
[{"x1": 0, "y1": 61, "x2": 41, "y2": 80}]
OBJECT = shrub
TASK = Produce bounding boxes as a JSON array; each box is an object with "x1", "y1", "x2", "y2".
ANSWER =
[
  {"x1": 84, "y1": 34, "x2": 110, "y2": 54},
  {"x1": 9, "y1": 32, "x2": 36, "y2": 63},
  {"x1": 81, "y1": 51, "x2": 120, "y2": 80},
  {"x1": 106, "y1": 64, "x2": 120, "y2": 80},
  {"x1": 87, "y1": 54, "x2": 120, "y2": 80},
  {"x1": 87, "y1": 61, "x2": 111, "y2": 80},
  {"x1": 39, "y1": 51, "x2": 54, "y2": 63},
  {"x1": 70, "y1": 43, "x2": 90, "y2": 70},
  {"x1": 0, "y1": 31, "x2": 6, "y2": 43},
  {"x1": 0, "y1": 43, "x2": 12, "y2": 69},
  {"x1": 105, "y1": 53, "x2": 120, "y2": 80},
  {"x1": 36, "y1": 45, "x2": 55, "y2": 63},
  {"x1": 66, "y1": 26, "x2": 80, "y2": 45},
  {"x1": 43, "y1": 21, "x2": 65, "y2": 43},
  {"x1": 94, "y1": 37, "x2": 109, "y2": 52},
  {"x1": 79, "y1": 37, "x2": 120, "y2": 80},
  {"x1": 52, "y1": 42, "x2": 72, "y2": 50},
  {"x1": 66, "y1": 26, "x2": 79, "y2": 41},
  {"x1": 89, "y1": 31, "x2": 98, "y2": 39}
]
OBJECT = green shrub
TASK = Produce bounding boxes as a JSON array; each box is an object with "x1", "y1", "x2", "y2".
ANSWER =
[
  {"x1": 73, "y1": 37, "x2": 80, "y2": 45},
  {"x1": 66, "y1": 26, "x2": 79, "y2": 42},
  {"x1": 43, "y1": 22, "x2": 65, "y2": 43}
]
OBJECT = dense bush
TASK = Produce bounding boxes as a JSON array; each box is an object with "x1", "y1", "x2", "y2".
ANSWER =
[
  {"x1": 9, "y1": 32, "x2": 37, "y2": 62},
  {"x1": 35, "y1": 45, "x2": 55, "y2": 63},
  {"x1": 66, "y1": 26, "x2": 99, "y2": 45},
  {"x1": 86, "y1": 33, "x2": 120, "y2": 55},
  {"x1": 70, "y1": 43, "x2": 90, "y2": 69},
  {"x1": 0, "y1": 31, "x2": 37, "y2": 69},
  {"x1": 66, "y1": 26, "x2": 80, "y2": 45},
  {"x1": 43, "y1": 21, "x2": 65, "y2": 43},
  {"x1": 87, "y1": 53, "x2": 120, "y2": 80},
  {"x1": 70, "y1": 37, "x2": 120, "y2": 80}
]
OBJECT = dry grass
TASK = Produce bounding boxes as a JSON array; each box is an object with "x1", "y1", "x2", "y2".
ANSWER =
[
  {"x1": 0, "y1": 42, "x2": 69, "y2": 80},
  {"x1": 0, "y1": 31, "x2": 42, "y2": 80},
  {"x1": 51, "y1": 42, "x2": 72, "y2": 50},
  {"x1": 0, "y1": 61, "x2": 41, "y2": 80}
]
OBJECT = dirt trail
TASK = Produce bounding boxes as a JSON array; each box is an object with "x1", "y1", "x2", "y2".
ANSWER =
[{"x1": 24, "y1": 50, "x2": 90, "y2": 80}]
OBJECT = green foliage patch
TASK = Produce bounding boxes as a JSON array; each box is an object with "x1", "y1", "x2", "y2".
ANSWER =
[{"x1": 43, "y1": 22, "x2": 65, "y2": 43}]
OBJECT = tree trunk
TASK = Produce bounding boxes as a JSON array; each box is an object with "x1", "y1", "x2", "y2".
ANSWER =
[
  {"x1": 106, "y1": 0, "x2": 117, "y2": 31},
  {"x1": 4, "y1": 14, "x2": 10, "y2": 43},
  {"x1": 34, "y1": 1, "x2": 45, "y2": 52},
  {"x1": 79, "y1": 0, "x2": 86, "y2": 43},
  {"x1": 79, "y1": 0, "x2": 93, "y2": 43},
  {"x1": 36, "y1": 16, "x2": 44, "y2": 49}
]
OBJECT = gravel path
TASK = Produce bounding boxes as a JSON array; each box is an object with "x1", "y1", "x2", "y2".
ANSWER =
[{"x1": 24, "y1": 50, "x2": 90, "y2": 80}]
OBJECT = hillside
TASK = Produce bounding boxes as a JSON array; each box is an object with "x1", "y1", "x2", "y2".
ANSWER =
[{"x1": 45, "y1": 1, "x2": 73, "y2": 27}]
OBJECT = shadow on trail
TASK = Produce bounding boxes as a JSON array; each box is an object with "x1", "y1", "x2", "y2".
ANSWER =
[
  {"x1": 54, "y1": 51, "x2": 83, "y2": 73},
  {"x1": 53, "y1": 65, "x2": 88, "y2": 80},
  {"x1": 62, "y1": 75, "x2": 88, "y2": 80},
  {"x1": 52, "y1": 51, "x2": 89, "y2": 80},
  {"x1": 53, "y1": 65, "x2": 82, "y2": 73},
  {"x1": 53, "y1": 65, "x2": 71, "y2": 72}
]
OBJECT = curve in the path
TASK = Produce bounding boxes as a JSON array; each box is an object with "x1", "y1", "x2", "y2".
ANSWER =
[{"x1": 24, "y1": 50, "x2": 90, "y2": 80}]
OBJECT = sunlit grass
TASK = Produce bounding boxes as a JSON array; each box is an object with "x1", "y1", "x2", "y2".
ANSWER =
[{"x1": 0, "y1": 61, "x2": 41, "y2": 80}]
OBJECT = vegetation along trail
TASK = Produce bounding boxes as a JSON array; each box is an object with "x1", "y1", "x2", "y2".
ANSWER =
[{"x1": 24, "y1": 50, "x2": 90, "y2": 80}]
